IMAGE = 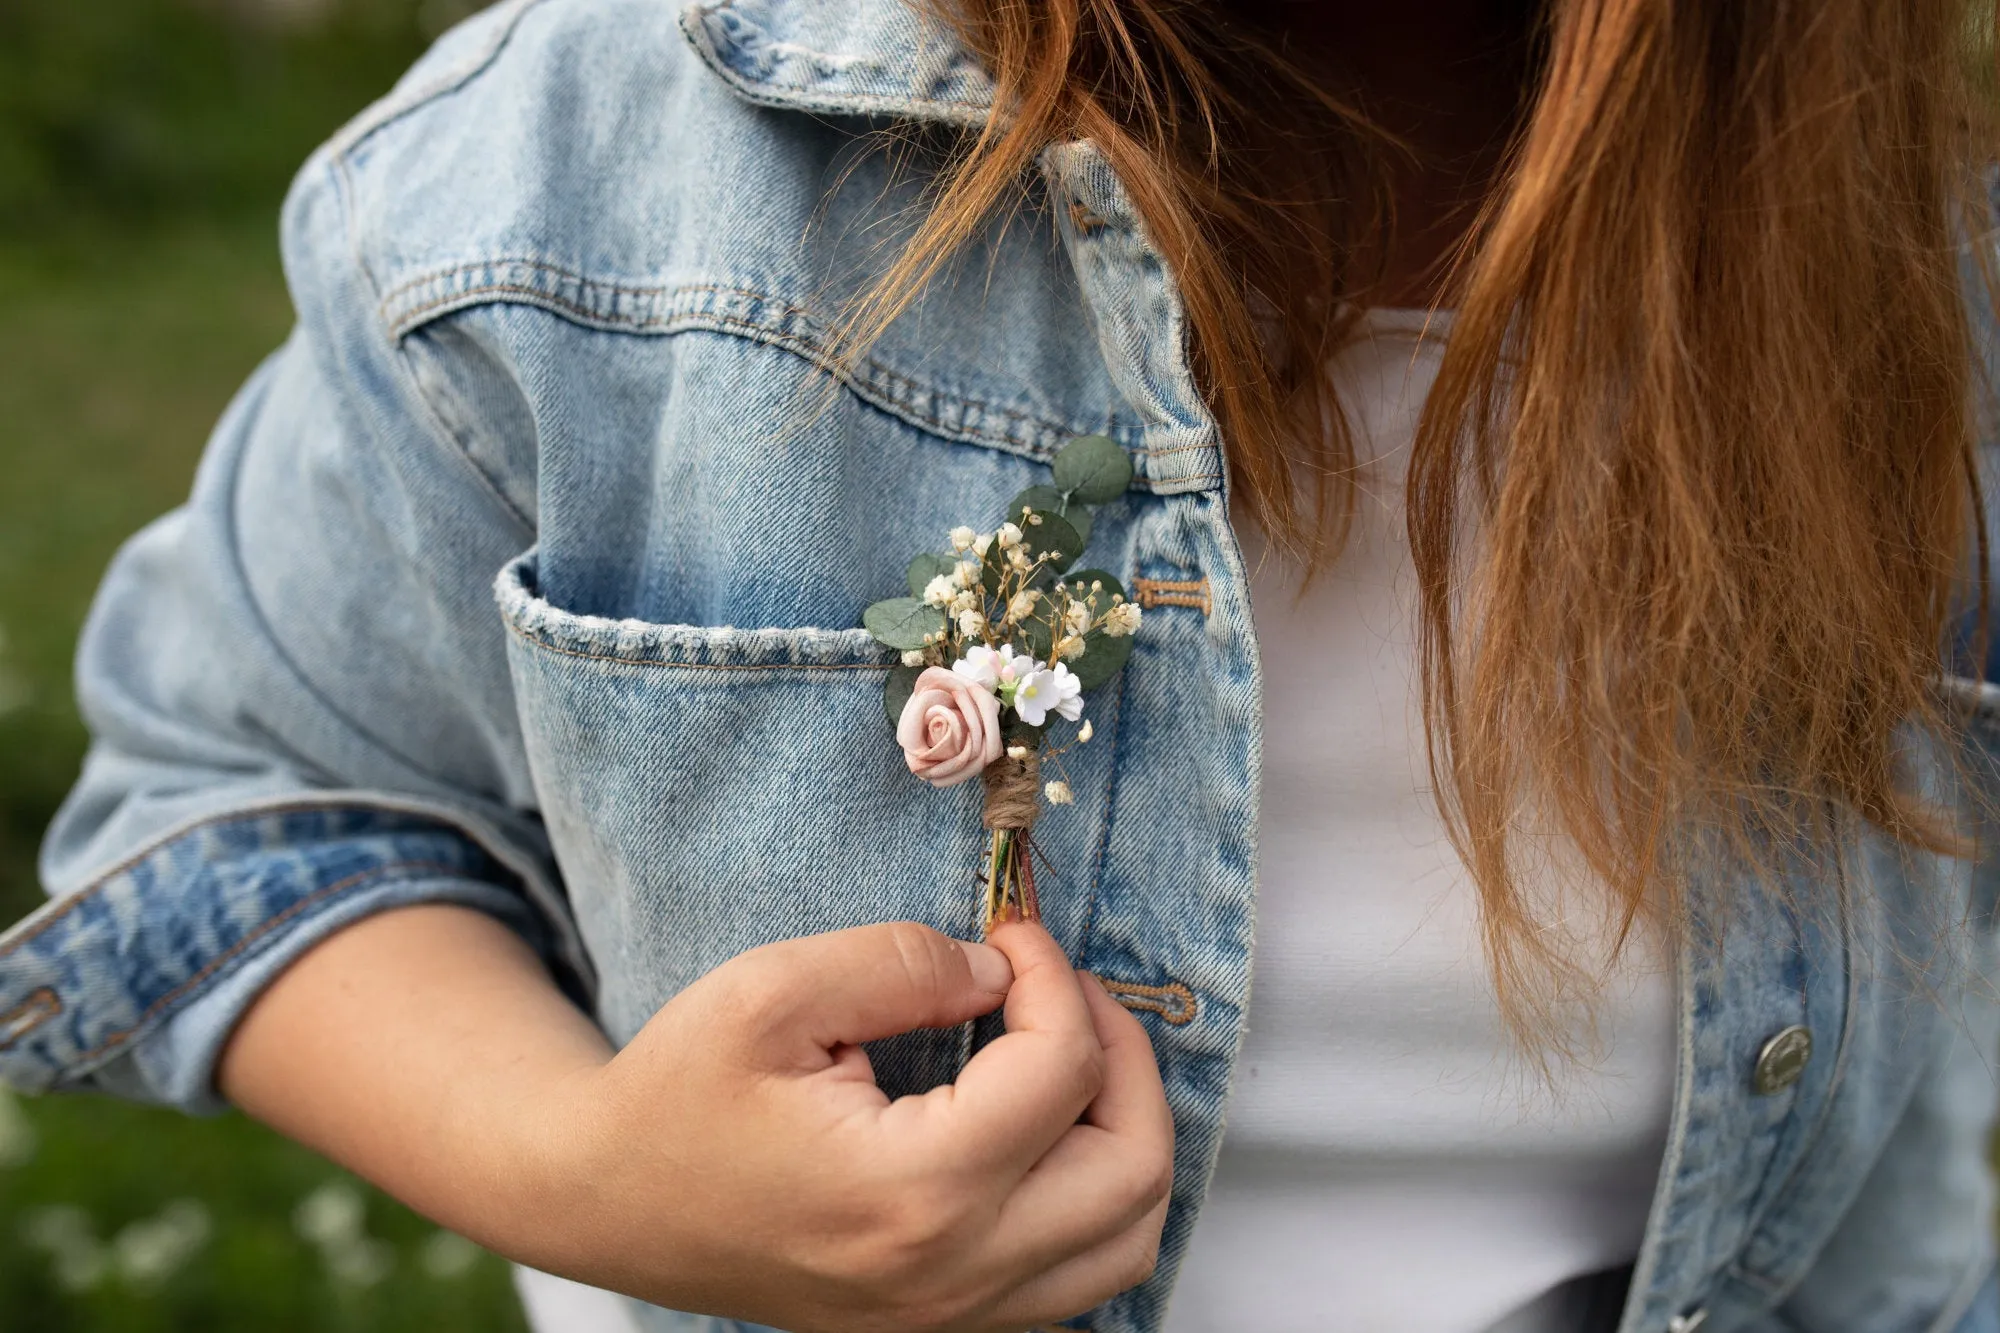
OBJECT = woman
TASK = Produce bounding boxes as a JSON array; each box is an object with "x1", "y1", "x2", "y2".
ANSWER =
[{"x1": 3, "y1": 0, "x2": 1997, "y2": 1330}]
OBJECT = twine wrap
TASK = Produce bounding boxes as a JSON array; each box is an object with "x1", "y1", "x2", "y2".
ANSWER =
[{"x1": 981, "y1": 749, "x2": 1041, "y2": 831}]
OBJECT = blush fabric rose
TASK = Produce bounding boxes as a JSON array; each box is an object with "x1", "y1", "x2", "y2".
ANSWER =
[{"x1": 896, "y1": 666, "x2": 1003, "y2": 788}]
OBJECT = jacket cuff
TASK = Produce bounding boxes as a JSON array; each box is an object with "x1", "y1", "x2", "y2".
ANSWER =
[{"x1": 0, "y1": 805, "x2": 549, "y2": 1113}]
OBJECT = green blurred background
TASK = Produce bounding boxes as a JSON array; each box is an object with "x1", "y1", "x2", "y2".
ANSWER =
[{"x1": 0, "y1": 0, "x2": 531, "y2": 1327}]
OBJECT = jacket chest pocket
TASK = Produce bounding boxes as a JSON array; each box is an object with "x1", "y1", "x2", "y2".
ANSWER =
[{"x1": 496, "y1": 551, "x2": 988, "y2": 1098}]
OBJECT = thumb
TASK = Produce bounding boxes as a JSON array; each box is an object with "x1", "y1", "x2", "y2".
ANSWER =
[{"x1": 734, "y1": 921, "x2": 1012, "y2": 1056}]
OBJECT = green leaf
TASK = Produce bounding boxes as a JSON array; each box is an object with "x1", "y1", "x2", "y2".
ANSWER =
[
  {"x1": 883, "y1": 662, "x2": 927, "y2": 726},
  {"x1": 1007, "y1": 485, "x2": 1091, "y2": 548},
  {"x1": 1002, "y1": 713, "x2": 1047, "y2": 747},
  {"x1": 1018, "y1": 509, "x2": 1084, "y2": 574},
  {"x1": 1067, "y1": 628, "x2": 1134, "y2": 690},
  {"x1": 863, "y1": 597, "x2": 946, "y2": 651},
  {"x1": 1051, "y1": 434, "x2": 1133, "y2": 506},
  {"x1": 905, "y1": 552, "x2": 958, "y2": 599}
]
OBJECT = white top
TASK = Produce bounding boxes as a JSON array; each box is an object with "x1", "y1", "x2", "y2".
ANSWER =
[{"x1": 1161, "y1": 308, "x2": 1677, "y2": 1333}]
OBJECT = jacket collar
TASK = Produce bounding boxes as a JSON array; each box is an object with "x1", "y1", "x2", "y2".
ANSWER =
[{"x1": 678, "y1": 0, "x2": 995, "y2": 126}]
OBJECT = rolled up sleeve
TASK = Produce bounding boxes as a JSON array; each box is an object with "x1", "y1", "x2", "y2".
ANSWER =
[{"x1": 0, "y1": 143, "x2": 583, "y2": 1112}]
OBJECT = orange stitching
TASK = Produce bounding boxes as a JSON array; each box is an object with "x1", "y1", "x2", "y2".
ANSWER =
[
  {"x1": 1100, "y1": 978, "x2": 1198, "y2": 1025},
  {"x1": 503, "y1": 623, "x2": 890, "y2": 672},
  {"x1": 1133, "y1": 576, "x2": 1212, "y2": 616},
  {"x1": 0, "y1": 988, "x2": 61, "y2": 1051},
  {"x1": 74, "y1": 861, "x2": 464, "y2": 1065},
  {"x1": 1067, "y1": 199, "x2": 1108, "y2": 233}
]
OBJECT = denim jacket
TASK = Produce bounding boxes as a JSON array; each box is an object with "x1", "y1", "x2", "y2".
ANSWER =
[{"x1": 4, "y1": 3, "x2": 2000, "y2": 1331}]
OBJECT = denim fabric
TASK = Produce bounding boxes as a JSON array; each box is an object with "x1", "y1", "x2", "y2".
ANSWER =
[{"x1": 1, "y1": 3, "x2": 1997, "y2": 1331}]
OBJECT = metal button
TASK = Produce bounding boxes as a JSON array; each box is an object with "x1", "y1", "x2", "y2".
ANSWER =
[
  {"x1": 1668, "y1": 1310, "x2": 1708, "y2": 1333},
  {"x1": 1752, "y1": 1024, "x2": 1813, "y2": 1095}
]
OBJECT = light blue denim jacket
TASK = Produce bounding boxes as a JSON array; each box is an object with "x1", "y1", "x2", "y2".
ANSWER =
[{"x1": 5, "y1": 3, "x2": 2000, "y2": 1331}]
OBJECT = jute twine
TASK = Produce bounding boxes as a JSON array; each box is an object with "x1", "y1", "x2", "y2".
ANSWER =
[{"x1": 981, "y1": 748, "x2": 1040, "y2": 831}]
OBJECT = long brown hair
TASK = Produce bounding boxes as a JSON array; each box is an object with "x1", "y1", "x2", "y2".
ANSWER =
[{"x1": 851, "y1": 0, "x2": 1998, "y2": 1037}]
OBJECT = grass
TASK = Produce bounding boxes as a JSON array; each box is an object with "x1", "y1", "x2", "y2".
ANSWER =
[{"x1": 0, "y1": 220, "x2": 529, "y2": 1331}]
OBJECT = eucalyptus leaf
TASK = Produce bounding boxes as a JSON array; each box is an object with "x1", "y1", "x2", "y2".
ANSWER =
[
  {"x1": 905, "y1": 552, "x2": 958, "y2": 599},
  {"x1": 1008, "y1": 485, "x2": 1091, "y2": 547},
  {"x1": 883, "y1": 662, "x2": 926, "y2": 727},
  {"x1": 1067, "y1": 628, "x2": 1134, "y2": 690},
  {"x1": 1002, "y1": 713, "x2": 1048, "y2": 747},
  {"x1": 863, "y1": 597, "x2": 946, "y2": 651},
  {"x1": 1051, "y1": 434, "x2": 1133, "y2": 506},
  {"x1": 1018, "y1": 508, "x2": 1083, "y2": 572}
]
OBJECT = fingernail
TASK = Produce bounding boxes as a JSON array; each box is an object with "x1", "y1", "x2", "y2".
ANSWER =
[{"x1": 963, "y1": 942, "x2": 1013, "y2": 994}]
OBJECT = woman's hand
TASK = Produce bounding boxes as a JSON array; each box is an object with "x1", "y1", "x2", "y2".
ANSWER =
[
  {"x1": 221, "y1": 906, "x2": 1173, "y2": 1333},
  {"x1": 518, "y1": 919, "x2": 1175, "y2": 1332}
]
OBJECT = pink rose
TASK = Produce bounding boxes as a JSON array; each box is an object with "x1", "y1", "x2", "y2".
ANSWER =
[{"x1": 896, "y1": 666, "x2": 1003, "y2": 788}]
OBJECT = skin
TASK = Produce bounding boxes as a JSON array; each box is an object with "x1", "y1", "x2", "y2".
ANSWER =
[
  {"x1": 218, "y1": 6, "x2": 1534, "y2": 1327},
  {"x1": 220, "y1": 908, "x2": 1173, "y2": 1331}
]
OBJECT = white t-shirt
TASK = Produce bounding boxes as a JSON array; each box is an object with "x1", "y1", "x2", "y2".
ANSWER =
[
  {"x1": 516, "y1": 308, "x2": 1679, "y2": 1333},
  {"x1": 1162, "y1": 308, "x2": 1677, "y2": 1333}
]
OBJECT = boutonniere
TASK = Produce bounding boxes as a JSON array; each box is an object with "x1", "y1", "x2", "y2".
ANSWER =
[{"x1": 861, "y1": 435, "x2": 1142, "y2": 929}]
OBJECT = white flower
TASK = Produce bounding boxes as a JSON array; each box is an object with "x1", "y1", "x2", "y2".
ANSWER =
[
  {"x1": 1078, "y1": 719, "x2": 1094, "y2": 743},
  {"x1": 1102, "y1": 602, "x2": 1143, "y2": 637},
  {"x1": 949, "y1": 525, "x2": 976, "y2": 553},
  {"x1": 1006, "y1": 744, "x2": 1029, "y2": 760},
  {"x1": 1008, "y1": 548, "x2": 1031, "y2": 571},
  {"x1": 949, "y1": 589, "x2": 979, "y2": 614},
  {"x1": 972, "y1": 532, "x2": 995, "y2": 557},
  {"x1": 1007, "y1": 590, "x2": 1041, "y2": 620},
  {"x1": 922, "y1": 573, "x2": 957, "y2": 608},
  {"x1": 997, "y1": 522, "x2": 1024, "y2": 549},
  {"x1": 957, "y1": 610, "x2": 987, "y2": 637},
  {"x1": 1063, "y1": 599, "x2": 1091, "y2": 634},
  {"x1": 1012, "y1": 659, "x2": 1084, "y2": 726},
  {"x1": 953, "y1": 643, "x2": 1025, "y2": 689},
  {"x1": 901, "y1": 649, "x2": 926, "y2": 667},
  {"x1": 1058, "y1": 636, "x2": 1086, "y2": 660},
  {"x1": 952, "y1": 559, "x2": 978, "y2": 588},
  {"x1": 1045, "y1": 780, "x2": 1074, "y2": 805}
]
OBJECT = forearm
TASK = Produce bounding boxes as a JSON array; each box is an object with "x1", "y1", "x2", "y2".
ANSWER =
[{"x1": 217, "y1": 903, "x2": 611, "y2": 1253}]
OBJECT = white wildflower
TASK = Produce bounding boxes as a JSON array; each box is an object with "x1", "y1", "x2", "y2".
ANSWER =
[
  {"x1": 901, "y1": 650, "x2": 926, "y2": 667},
  {"x1": 1044, "y1": 780, "x2": 1074, "y2": 805},
  {"x1": 1007, "y1": 590, "x2": 1041, "y2": 620},
  {"x1": 1008, "y1": 547, "x2": 1032, "y2": 571},
  {"x1": 1078, "y1": 719, "x2": 1094, "y2": 743},
  {"x1": 1057, "y1": 636, "x2": 1086, "y2": 660},
  {"x1": 997, "y1": 522, "x2": 1024, "y2": 549},
  {"x1": 1102, "y1": 602, "x2": 1143, "y2": 637},
  {"x1": 1006, "y1": 744, "x2": 1030, "y2": 760},
  {"x1": 922, "y1": 574, "x2": 957, "y2": 608},
  {"x1": 949, "y1": 525, "x2": 976, "y2": 553},
  {"x1": 972, "y1": 532, "x2": 995, "y2": 557},
  {"x1": 113, "y1": 1200, "x2": 210, "y2": 1289},
  {"x1": 952, "y1": 559, "x2": 978, "y2": 588},
  {"x1": 1063, "y1": 600, "x2": 1091, "y2": 635},
  {"x1": 1012, "y1": 660, "x2": 1084, "y2": 726},
  {"x1": 23, "y1": 1206, "x2": 105, "y2": 1293},
  {"x1": 957, "y1": 610, "x2": 987, "y2": 637},
  {"x1": 419, "y1": 1230, "x2": 482, "y2": 1280},
  {"x1": 952, "y1": 644, "x2": 1008, "y2": 684},
  {"x1": 294, "y1": 1182, "x2": 364, "y2": 1249}
]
